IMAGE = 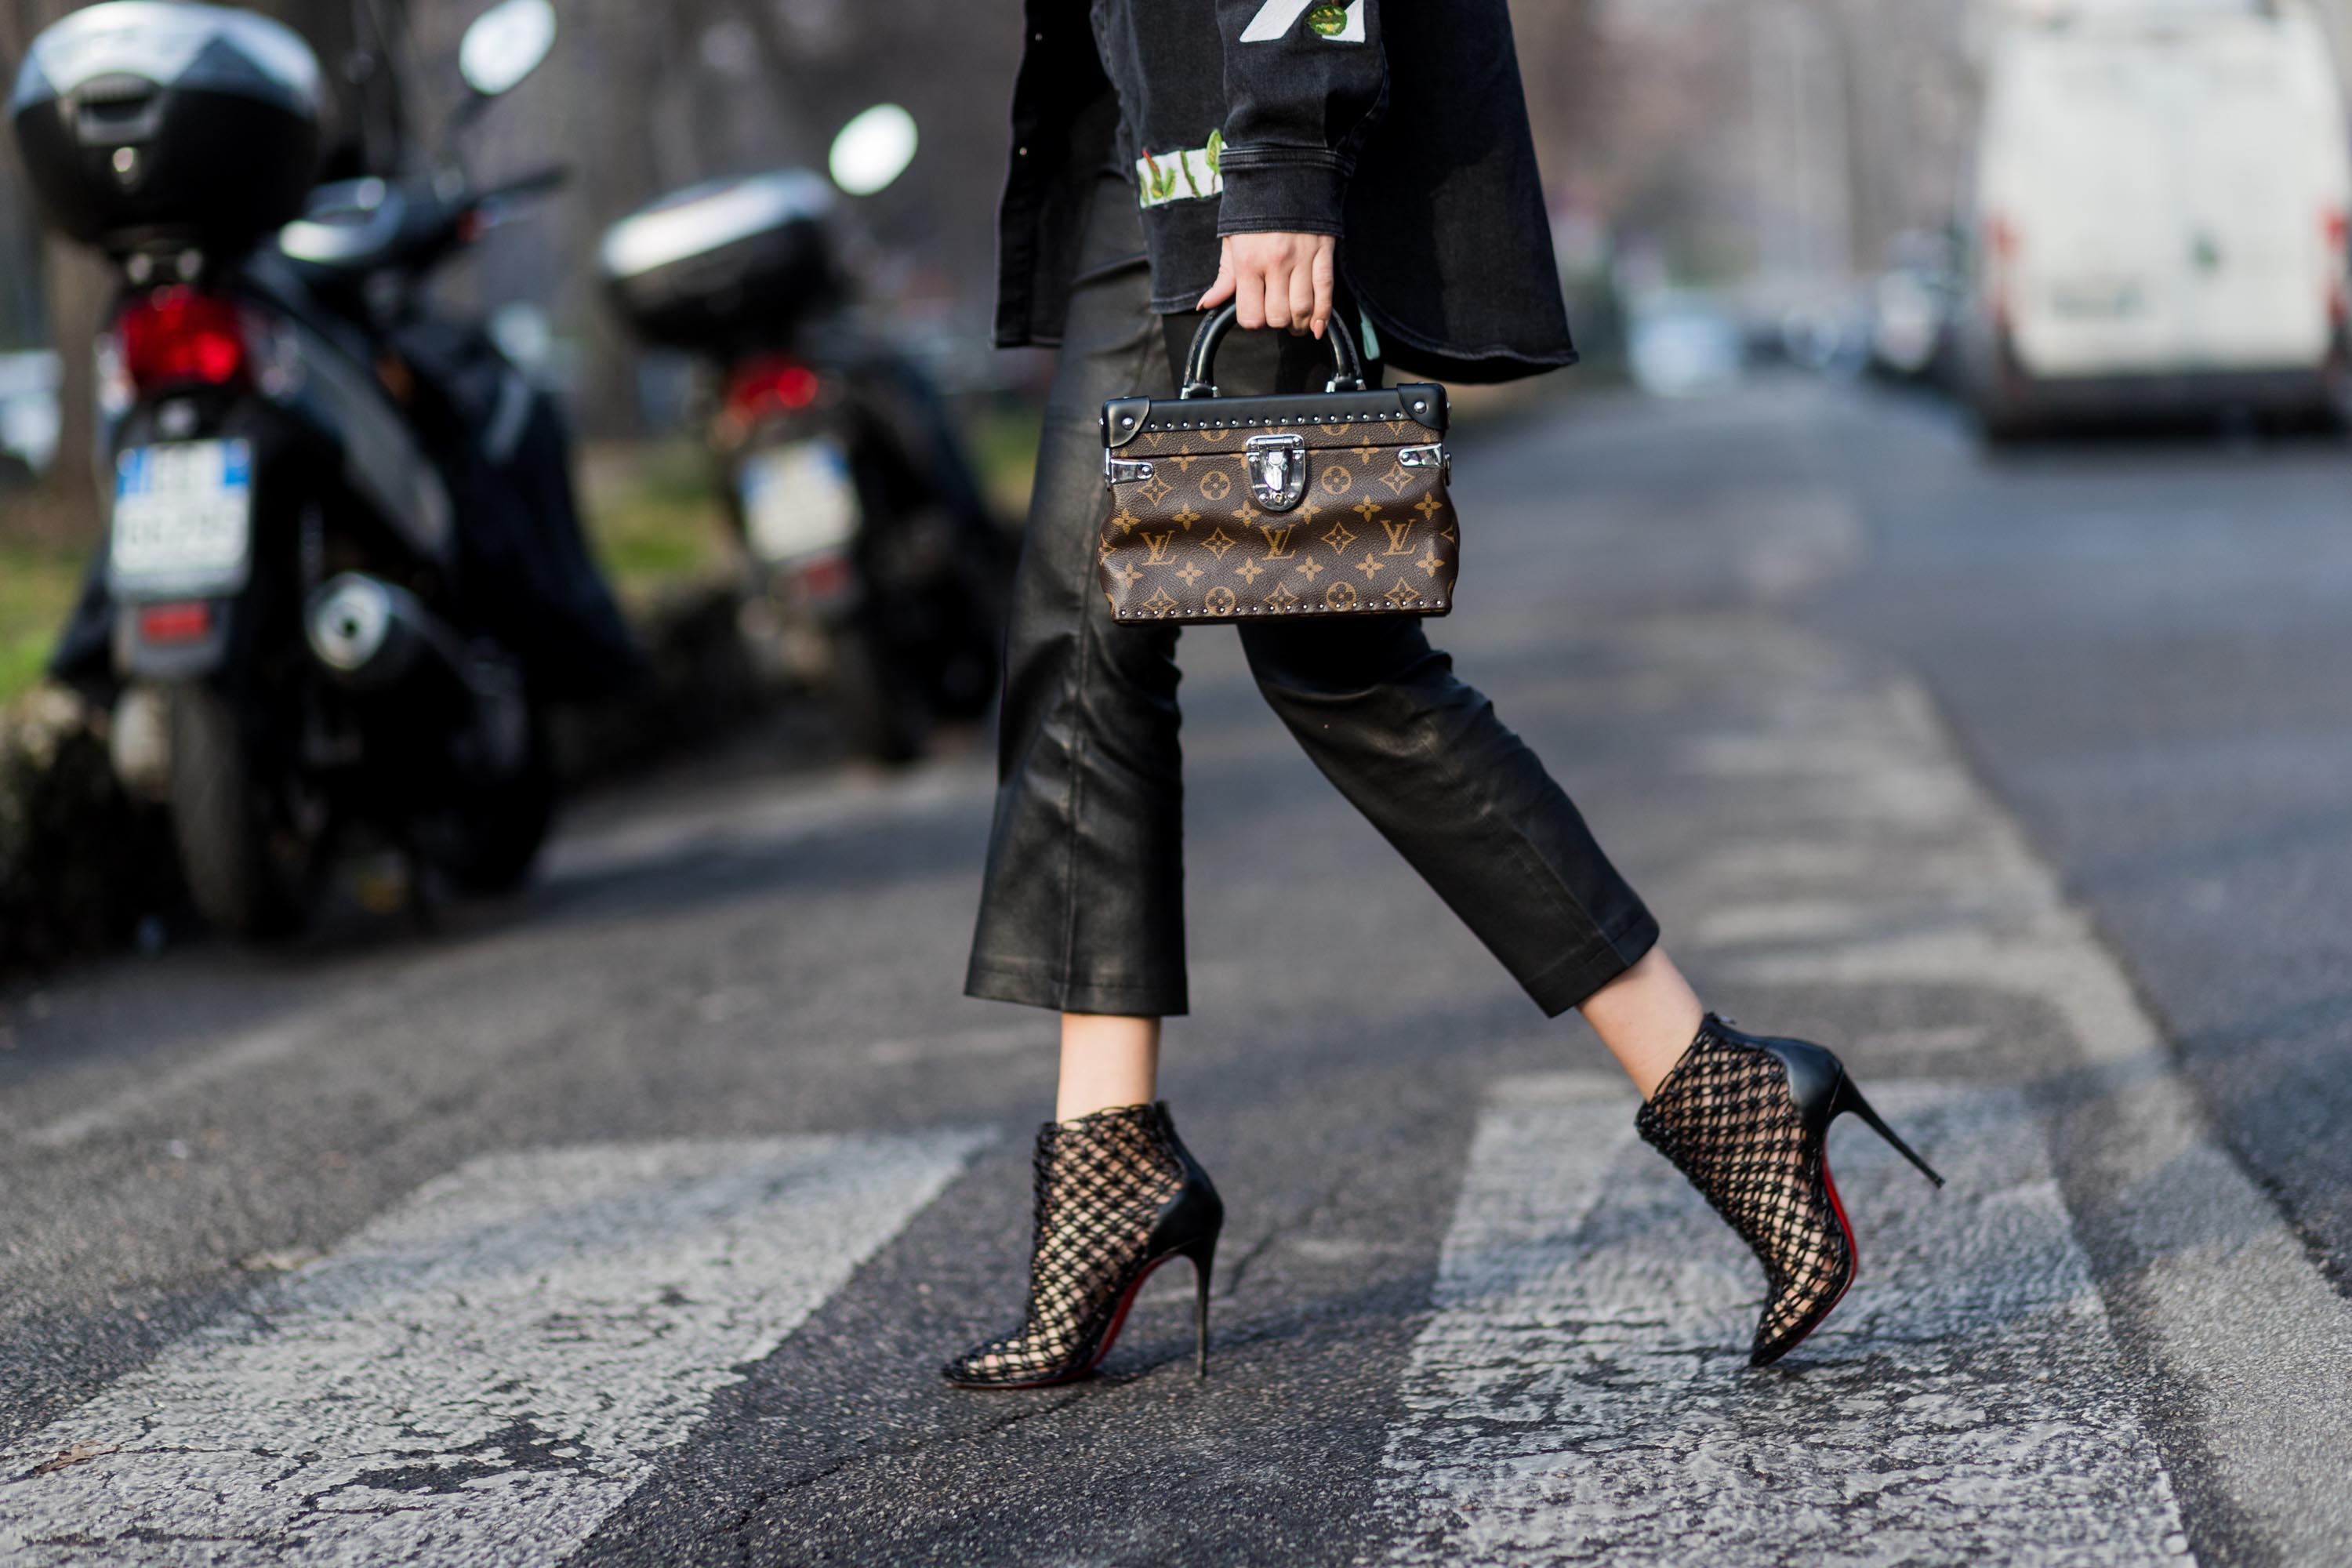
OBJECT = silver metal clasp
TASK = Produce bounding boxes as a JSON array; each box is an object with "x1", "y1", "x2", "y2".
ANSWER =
[
  {"x1": 1105, "y1": 456, "x2": 1156, "y2": 488},
  {"x1": 1244, "y1": 433, "x2": 1308, "y2": 511},
  {"x1": 1397, "y1": 443, "x2": 1450, "y2": 479}
]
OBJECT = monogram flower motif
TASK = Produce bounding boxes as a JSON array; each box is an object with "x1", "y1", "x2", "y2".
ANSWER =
[
  {"x1": 1204, "y1": 586, "x2": 1238, "y2": 615},
  {"x1": 1235, "y1": 557, "x2": 1266, "y2": 583},
  {"x1": 1175, "y1": 561, "x2": 1205, "y2": 585},
  {"x1": 1317, "y1": 466, "x2": 1352, "y2": 496},
  {"x1": 1201, "y1": 527, "x2": 1239, "y2": 559},
  {"x1": 1320, "y1": 519, "x2": 1357, "y2": 554},
  {"x1": 1198, "y1": 468, "x2": 1232, "y2": 501},
  {"x1": 1375, "y1": 463, "x2": 1412, "y2": 496}
]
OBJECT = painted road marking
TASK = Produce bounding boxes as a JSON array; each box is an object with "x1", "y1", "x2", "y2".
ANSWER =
[
  {"x1": 0, "y1": 1130, "x2": 987, "y2": 1566},
  {"x1": 1380, "y1": 1074, "x2": 2194, "y2": 1566},
  {"x1": 1657, "y1": 629, "x2": 2352, "y2": 1563}
]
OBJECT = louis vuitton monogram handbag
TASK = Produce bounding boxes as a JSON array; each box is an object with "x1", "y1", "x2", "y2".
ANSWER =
[{"x1": 1097, "y1": 303, "x2": 1456, "y2": 624}]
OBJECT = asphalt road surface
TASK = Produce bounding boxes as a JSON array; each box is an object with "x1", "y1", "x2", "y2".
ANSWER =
[{"x1": 4, "y1": 378, "x2": 2351, "y2": 1566}]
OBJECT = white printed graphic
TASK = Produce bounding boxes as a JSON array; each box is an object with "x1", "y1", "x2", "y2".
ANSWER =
[
  {"x1": 1379, "y1": 1075, "x2": 2196, "y2": 1565},
  {"x1": 1137, "y1": 143, "x2": 1223, "y2": 209},
  {"x1": 1240, "y1": 0, "x2": 1364, "y2": 44},
  {"x1": 0, "y1": 1131, "x2": 988, "y2": 1566}
]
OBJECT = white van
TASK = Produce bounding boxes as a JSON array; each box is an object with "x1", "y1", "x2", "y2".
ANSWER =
[{"x1": 1962, "y1": 0, "x2": 2352, "y2": 430}]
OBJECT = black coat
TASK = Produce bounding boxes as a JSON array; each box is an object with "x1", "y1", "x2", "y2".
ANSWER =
[{"x1": 995, "y1": 0, "x2": 1577, "y2": 383}]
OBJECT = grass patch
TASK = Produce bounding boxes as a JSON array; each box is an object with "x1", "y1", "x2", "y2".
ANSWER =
[
  {"x1": 962, "y1": 396, "x2": 1044, "y2": 523},
  {"x1": 575, "y1": 439, "x2": 737, "y2": 608},
  {"x1": 0, "y1": 412, "x2": 1039, "y2": 704},
  {"x1": 0, "y1": 527, "x2": 89, "y2": 706}
]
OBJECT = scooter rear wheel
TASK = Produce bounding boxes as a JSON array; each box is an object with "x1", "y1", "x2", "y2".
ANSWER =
[{"x1": 167, "y1": 683, "x2": 315, "y2": 940}]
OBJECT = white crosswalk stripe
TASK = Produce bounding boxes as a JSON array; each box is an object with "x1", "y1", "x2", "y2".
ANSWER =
[
  {"x1": 0, "y1": 1130, "x2": 987, "y2": 1566},
  {"x1": 1378, "y1": 1073, "x2": 2196, "y2": 1566}
]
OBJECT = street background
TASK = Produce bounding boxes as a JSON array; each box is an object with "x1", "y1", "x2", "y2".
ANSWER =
[{"x1": 7, "y1": 0, "x2": 2352, "y2": 1563}]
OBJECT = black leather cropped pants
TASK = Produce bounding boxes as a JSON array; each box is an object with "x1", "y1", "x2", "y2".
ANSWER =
[{"x1": 964, "y1": 176, "x2": 1657, "y2": 1019}]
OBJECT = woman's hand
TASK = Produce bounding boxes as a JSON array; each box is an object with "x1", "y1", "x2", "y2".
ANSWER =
[{"x1": 1197, "y1": 232, "x2": 1337, "y2": 338}]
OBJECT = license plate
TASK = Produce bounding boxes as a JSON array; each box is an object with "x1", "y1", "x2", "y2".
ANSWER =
[
  {"x1": 740, "y1": 439, "x2": 859, "y2": 564},
  {"x1": 2048, "y1": 278, "x2": 2144, "y2": 318},
  {"x1": 111, "y1": 440, "x2": 253, "y2": 594}
]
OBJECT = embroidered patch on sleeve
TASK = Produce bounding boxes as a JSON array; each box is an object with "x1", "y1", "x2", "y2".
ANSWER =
[
  {"x1": 1239, "y1": 0, "x2": 1365, "y2": 44},
  {"x1": 1137, "y1": 134, "x2": 1224, "y2": 209}
]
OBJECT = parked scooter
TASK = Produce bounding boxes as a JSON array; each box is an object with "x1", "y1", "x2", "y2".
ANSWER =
[
  {"x1": 9, "y1": 0, "x2": 638, "y2": 938},
  {"x1": 597, "y1": 119, "x2": 1004, "y2": 762}
]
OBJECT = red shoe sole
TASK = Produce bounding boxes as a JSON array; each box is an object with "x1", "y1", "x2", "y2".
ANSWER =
[{"x1": 1751, "y1": 1151, "x2": 1860, "y2": 1367}]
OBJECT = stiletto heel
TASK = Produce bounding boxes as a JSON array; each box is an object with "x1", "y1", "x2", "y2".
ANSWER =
[
  {"x1": 1181, "y1": 1234, "x2": 1216, "y2": 1377},
  {"x1": 943, "y1": 1102, "x2": 1224, "y2": 1389},
  {"x1": 1637, "y1": 1014, "x2": 1944, "y2": 1367},
  {"x1": 1828, "y1": 1076, "x2": 1944, "y2": 1188}
]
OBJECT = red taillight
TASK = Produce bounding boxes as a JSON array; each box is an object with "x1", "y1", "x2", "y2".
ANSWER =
[
  {"x1": 790, "y1": 551, "x2": 853, "y2": 602},
  {"x1": 136, "y1": 601, "x2": 214, "y2": 642},
  {"x1": 2328, "y1": 211, "x2": 2350, "y2": 324},
  {"x1": 116, "y1": 288, "x2": 249, "y2": 392},
  {"x1": 724, "y1": 357, "x2": 822, "y2": 419}
]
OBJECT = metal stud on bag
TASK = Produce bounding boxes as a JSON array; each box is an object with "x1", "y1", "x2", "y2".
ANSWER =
[{"x1": 1096, "y1": 303, "x2": 1461, "y2": 624}]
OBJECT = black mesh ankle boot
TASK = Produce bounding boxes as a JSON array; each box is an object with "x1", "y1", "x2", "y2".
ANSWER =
[
  {"x1": 942, "y1": 1101, "x2": 1223, "y2": 1389},
  {"x1": 1636, "y1": 1014, "x2": 1944, "y2": 1367}
]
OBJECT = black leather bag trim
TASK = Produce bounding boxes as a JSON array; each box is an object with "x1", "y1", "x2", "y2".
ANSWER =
[{"x1": 1104, "y1": 384, "x2": 1446, "y2": 446}]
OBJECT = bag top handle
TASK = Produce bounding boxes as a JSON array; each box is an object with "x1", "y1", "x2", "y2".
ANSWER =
[{"x1": 1179, "y1": 301, "x2": 1368, "y2": 399}]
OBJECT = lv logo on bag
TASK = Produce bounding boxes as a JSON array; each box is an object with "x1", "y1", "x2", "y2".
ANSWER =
[{"x1": 1097, "y1": 303, "x2": 1459, "y2": 624}]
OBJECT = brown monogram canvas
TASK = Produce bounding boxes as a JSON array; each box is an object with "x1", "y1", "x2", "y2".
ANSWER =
[{"x1": 1098, "y1": 390, "x2": 1457, "y2": 624}]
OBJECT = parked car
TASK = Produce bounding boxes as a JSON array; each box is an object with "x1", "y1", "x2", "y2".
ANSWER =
[
  {"x1": 1867, "y1": 231, "x2": 1962, "y2": 383},
  {"x1": 1625, "y1": 291, "x2": 1746, "y2": 399},
  {"x1": 0, "y1": 349, "x2": 59, "y2": 477},
  {"x1": 1960, "y1": 0, "x2": 2352, "y2": 435}
]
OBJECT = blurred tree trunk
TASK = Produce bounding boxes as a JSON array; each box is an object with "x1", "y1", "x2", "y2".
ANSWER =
[
  {"x1": 35, "y1": 238, "x2": 104, "y2": 524},
  {"x1": 9, "y1": 0, "x2": 103, "y2": 525}
]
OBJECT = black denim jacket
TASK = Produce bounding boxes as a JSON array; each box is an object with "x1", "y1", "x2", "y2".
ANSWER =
[{"x1": 996, "y1": 0, "x2": 1577, "y2": 383}]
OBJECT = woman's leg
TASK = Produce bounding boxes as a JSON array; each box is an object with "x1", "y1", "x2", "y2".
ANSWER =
[
  {"x1": 946, "y1": 178, "x2": 1218, "y2": 1388},
  {"x1": 1580, "y1": 944, "x2": 1705, "y2": 1099},
  {"x1": 964, "y1": 175, "x2": 1190, "y2": 1025},
  {"x1": 1057, "y1": 1014, "x2": 1161, "y2": 1120}
]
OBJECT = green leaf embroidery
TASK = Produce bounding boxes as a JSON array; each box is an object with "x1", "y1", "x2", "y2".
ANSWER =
[
  {"x1": 1204, "y1": 130, "x2": 1223, "y2": 177},
  {"x1": 1178, "y1": 152, "x2": 1200, "y2": 198},
  {"x1": 1307, "y1": 3, "x2": 1348, "y2": 37}
]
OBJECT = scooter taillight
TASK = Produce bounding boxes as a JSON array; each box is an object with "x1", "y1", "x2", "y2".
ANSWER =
[
  {"x1": 116, "y1": 287, "x2": 250, "y2": 392},
  {"x1": 136, "y1": 601, "x2": 214, "y2": 642},
  {"x1": 724, "y1": 357, "x2": 822, "y2": 419}
]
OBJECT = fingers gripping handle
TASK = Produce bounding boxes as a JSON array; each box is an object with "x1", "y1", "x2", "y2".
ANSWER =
[{"x1": 1180, "y1": 302, "x2": 1367, "y2": 399}]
